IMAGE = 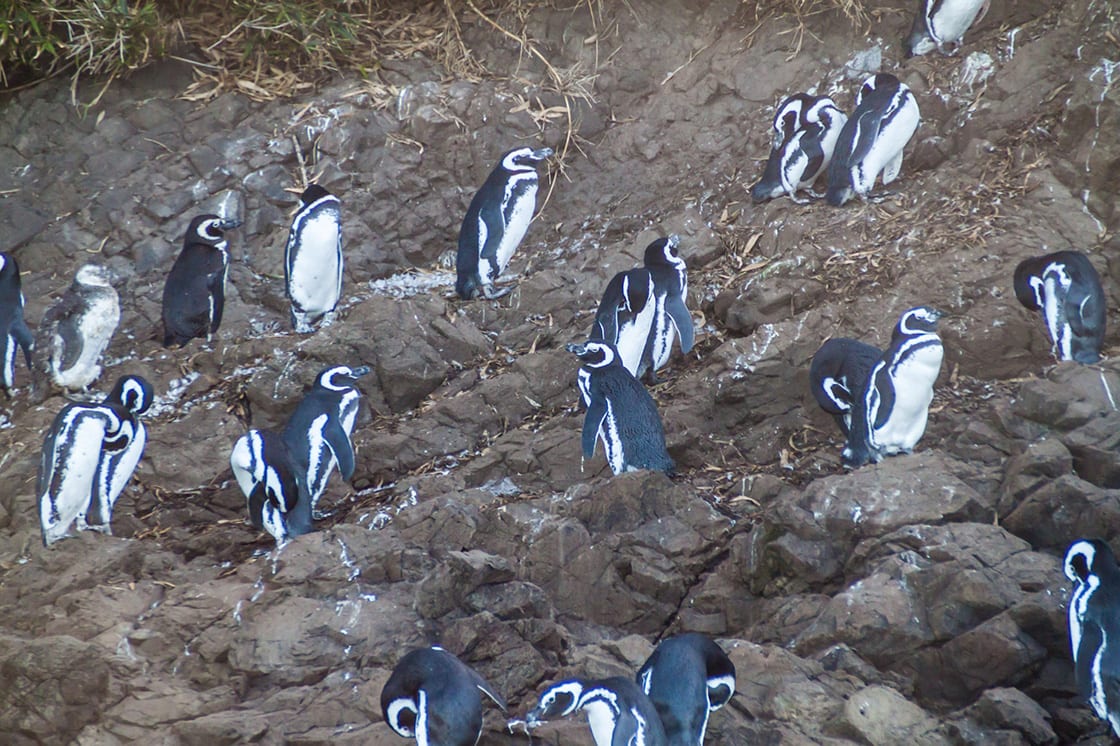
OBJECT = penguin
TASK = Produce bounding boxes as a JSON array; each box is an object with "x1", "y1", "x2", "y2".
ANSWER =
[
  {"x1": 525, "y1": 676, "x2": 668, "y2": 746},
  {"x1": 809, "y1": 337, "x2": 883, "y2": 438},
  {"x1": 1064, "y1": 538, "x2": 1120, "y2": 738},
  {"x1": 281, "y1": 364, "x2": 369, "y2": 517},
  {"x1": 455, "y1": 146, "x2": 554, "y2": 300},
  {"x1": 31, "y1": 263, "x2": 120, "y2": 402},
  {"x1": 640, "y1": 235, "x2": 694, "y2": 382},
  {"x1": 230, "y1": 428, "x2": 312, "y2": 545},
  {"x1": 905, "y1": 0, "x2": 990, "y2": 57},
  {"x1": 285, "y1": 184, "x2": 343, "y2": 334},
  {"x1": 1013, "y1": 250, "x2": 1106, "y2": 364},
  {"x1": 85, "y1": 374, "x2": 154, "y2": 534},
  {"x1": 381, "y1": 646, "x2": 507, "y2": 746},
  {"x1": 826, "y1": 74, "x2": 920, "y2": 207},
  {"x1": 589, "y1": 268, "x2": 657, "y2": 378},
  {"x1": 843, "y1": 306, "x2": 944, "y2": 468},
  {"x1": 567, "y1": 341, "x2": 675, "y2": 475},
  {"x1": 752, "y1": 95, "x2": 847, "y2": 204},
  {"x1": 0, "y1": 252, "x2": 33, "y2": 396},
  {"x1": 161, "y1": 214, "x2": 241, "y2": 347},
  {"x1": 637, "y1": 633, "x2": 736, "y2": 746}
]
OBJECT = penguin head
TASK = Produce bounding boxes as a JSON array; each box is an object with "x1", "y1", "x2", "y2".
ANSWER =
[
  {"x1": 1066, "y1": 539, "x2": 1120, "y2": 586},
  {"x1": 188, "y1": 214, "x2": 242, "y2": 247},
  {"x1": 566, "y1": 341, "x2": 618, "y2": 369},
  {"x1": 526, "y1": 680, "x2": 586, "y2": 724},
  {"x1": 73, "y1": 264, "x2": 116, "y2": 288},
  {"x1": 856, "y1": 73, "x2": 901, "y2": 108},
  {"x1": 315, "y1": 364, "x2": 371, "y2": 392},
  {"x1": 772, "y1": 93, "x2": 813, "y2": 149},
  {"x1": 644, "y1": 235, "x2": 684, "y2": 270},
  {"x1": 107, "y1": 374, "x2": 154, "y2": 416},
  {"x1": 501, "y1": 146, "x2": 555, "y2": 172},
  {"x1": 299, "y1": 184, "x2": 333, "y2": 206},
  {"x1": 896, "y1": 306, "x2": 944, "y2": 336},
  {"x1": 803, "y1": 96, "x2": 839, "y2": 125}
]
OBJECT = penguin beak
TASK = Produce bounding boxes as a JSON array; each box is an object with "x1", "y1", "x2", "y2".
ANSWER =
[
  {"x1": 532, "y1": 147, "x2": 555, "y2": 160},
  {"x1": 667, "y1": 234, "x2": 680, "y2": 248},
  {"x1": 350, "y1": 365, "x2": 371, "y2": 377},
  {"x1": 524, "y1": 707, "x2": 547, "y2": 727},
  {"x1": 565, "y1": 342, "x2": 588, "y2": 357},
  {"x1": 218, "y1": 217, "x2": 243, "y2": 231}
]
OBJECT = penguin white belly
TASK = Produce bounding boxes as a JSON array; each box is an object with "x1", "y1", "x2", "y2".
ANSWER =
[
  {"x1": 41, "y1": 416, "x2": 110, "y2": 542},
  {"x1": 616, "y1": 298, "x2": 657, "y2": 377},
  {"x1": 650, "y1": 296, "x2": 678, "y2": 371},
  {"x1": 53, "y1": 295, "x2": 119, "y2": 389},
  {"x1": 928, "y1": 0, "x2": 986, "y2": 44},
  {"x1": 854, "y1": 99, "x2": 920, "y2": 192},
  {"x1": 599, "y1": 399, "x2": 626, "y2": 474},
  {"x1": 494, "y1": 177, "x2": 537, "y2": 276},
  {"x1": 289, "y1": 212, "x2": 342, "y2": 318},
  {"x1": 873, "y1": 345, "x2": 942, "y2": 453},
  {"x1": 304, "y1": 414, "x2": 339, "y2": 503},
  {"x1": 3, "y1": 332, "x2": 15, "y2": 388},
  {"x1": 582, "y1": 700, "x2": 618, "y2": 746},
  {"x1": 1041, "y1": 275, "x2": 1072, "y2": 360}
]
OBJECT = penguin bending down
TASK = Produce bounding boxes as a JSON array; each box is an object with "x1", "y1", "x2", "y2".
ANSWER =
[
  {"x1": 285, "y1": 184, "x2": 343, "y2": 333},
  {"x1": 162, "y1": 214, "x2": 241, "y2": 347},
  {"x1": 526, "y1": 676, "x2": 668, "y2": 746},
  {"x1": 826, "y1": 74, "x2": 920, "y2": 207},
  {"x1": 752, "y1": 94, "x2": 847, "y2": 204},
  {"x1": 381, "y1": 646, "x2": 507, "y2": 746},
  {"x1": 809, "y1": 337, "x2": 883, "y2": 438},
  {"x1": 590, "y1": 268, "x2": 657, "y2": 379},
  {"x1": 230, "y1": 428, "x2": 312, "y2": 545},
  {"x1": 640, "y1": 235, "x2": 694, "y2": 382},
  {"x1": 905, "y1": 0, "x2": 990, "y2": 57},
  {"x1": 85, "y1": 374, "x2": 154, "y2": 534},
  {"x1": 455, "y1": 146, "x2": 553, "y2": 300},
  {"x1": 31, "y1": 264, "x2": 120, "y2": 402},
  {"x1": 637, "y1": 633, "x2": 736, "y2": 746},
  {"x1": 0, "y1": 252, "x2": 33, "y2": 396},
  {"x1": 1013, "y1": 250, "x2": 1106, "y2": 364},
  {"x1": 842, "y1": 306, "x2": 944, "y2": 468},
  {"x1": 567, "y1": 341, "x2": 675, "y2": 476},
  {"x1": 1064, "y1": 539, "x2": 1120, "y2": 738}
]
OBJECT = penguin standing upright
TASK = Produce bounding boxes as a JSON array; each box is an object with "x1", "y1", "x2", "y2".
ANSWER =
[
  {"x1": 230, "y1": 428, "x2": 312, "y2": 545},
  {"x1": 32, "y1": 264, "x2": 120, "y2": 402},
  {"x1": 161, "y1": 214, "x2": 241, "y2": 347},
  {"x1": 381, "y1": 646, "x2": 507, "y2": 746},
  {"x1": 589, "y1": 268, "x2": 657, "y2": 378},
  {"x1": 1064, "y1": 539, "x2": 1120, "y2": 738},
  {"x1": 637, "y1": 633, "x2": 736, "y2": 746},
  {"x1": 455, "y1": 146, "x2": 553, "y2": 300},
  {"x1": 640, "y1": 235, "x2": 694, "y2": 381},
  {"x1": 281, "y1": 364, "x2": 369, "y2": 516},
  {"x1": 567, "y1": 341, "x2": 674, "y2": 475},
  {"x1": 525, "y1": 676, "x2": 668, "y2": 746},
  {"x1": 905, "y1": 0, "x2": 990, "y2": 57},
  {"x1": 752, "y1": 94, "x2": 847, "y2": 204},
  {"x1": 285, "y1": 184, "x2": 343, "y2": 333},
  {"x1": 85, "y1": 374, "x2": 154, "y2": 534},
  {"x1": 826, "y1": 74, "x2": 921, "y2": 207},
  {"x1": 843, "y1": 306, "x2": 944, "y2": 468},
  {"x1": 0, "y1": 252, "x2": 33, "y2": 396},
  {"x1": 809, "y1": 337, "x2": 883, "y2": 438},
  {"x1": 1013, "y1": 250, "x2": 1106, "y2": 364}
]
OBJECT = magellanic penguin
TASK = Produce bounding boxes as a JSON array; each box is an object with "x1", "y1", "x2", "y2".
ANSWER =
[
  {"x1": 752, "y1": 94, "x2": 847, "y2": 204},
  {"x1": 161, "y1": 214, "x2": 241, "y2": 347},
  {"x1": 85, "y1": 374, "x2": 154, "y2": 535},
  {"x1": 525, "y1": 676, "x2": 669, "y2": 746},
  {"x1": 826, "y1": 74, "x2": 920, "y2": 207},
  {"x1": 0, "y1": 252, "x2": 33, "y2": 396},
  {"x1": 809, "y1": 337, "x2": 883, "y2": 438},
  {"x1": 640, "y1": 235, "x2": 694, "y2": 382},
  {"x1": 843, "y1": 306, "x2": 944, "y2": 468},
  {"x1": 285, "y1": 184, "x2": 343, "y2": 333},
  {"x1": 281, "y1": 364, "x2": 369, "y2": 517},
  {"x1": 905, "y1": 0, "x2": 990, "y2": 57},
  {"x1": 1013, "y1": 250, "x2": 1106, "y2": 364},
  {"x1": 567, "y1": 341, "x2": 675, "y2": 476},
  {"x1": 589, "y1": 268, "x2": 657, "y2": 379},
  {"x1": 455, "y1": 146, "x2": 553, "y2": 300},
  {"x1": 637, "y1": 633, "x2": 736, "y2": 746},
  {"x1": 1065, "y1": 538, "x2": 1120, "y2": 738},
  {"x1": 381, "y1": 646, "x2": 507, "y2": 746},
  {"x1": 230, "y1": 428, "x2": 312, "y2": 545},
  {"x1": 31, "y1": 264, "x2": 120, "y2": 403}
]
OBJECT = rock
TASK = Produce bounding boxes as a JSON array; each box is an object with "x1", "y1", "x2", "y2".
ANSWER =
[
  {"x1": 839, "y1": 685, "x2": 948, "y2": 746},
  {"x1": 961, "y1": 687, "x2": 1058, "y2": 745}
]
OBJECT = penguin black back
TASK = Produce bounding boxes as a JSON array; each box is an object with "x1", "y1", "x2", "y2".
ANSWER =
[
  {"x1": 231, "y1": 428, "x2": 313, "y2": 545},
  {"x1": 640, "y1": 235, "x2": 694, "y2": 381},
  {"x1": 162, "y1": 214, "x2": 240, "y2": 347},
  {"x1": 526, "y1": 676, "x2": 668, "y2": 746},
  {"x1": 809, "y1": 337, "x2": 883, "y2": 437},
  {"x1": 0, "y1": 252, "x2": 33, "y2": 395},
  {"x1": 637, "y1": 633, "x2": 736, "y2": 745},
  {"x1": 589, "y1": 268, "x2": 656, "y2": 378},
  {"x1": 1013, "y1": 250, "x2": 1106, "y2": 364},
  {"x1": 1065, "y1": 539, "x2": 1120, "y2": 737}
]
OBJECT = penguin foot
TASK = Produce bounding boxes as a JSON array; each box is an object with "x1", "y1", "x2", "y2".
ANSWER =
[
  {"x1": 312, "y1": 509, "x2": 334, "y2": 521},
  {"x1": 482, "y1": 285, "x2": 513, "y2": 300}
]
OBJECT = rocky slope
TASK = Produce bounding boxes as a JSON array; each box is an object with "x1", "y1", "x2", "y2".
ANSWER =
[{"x1": 1, "y1": 0, "x2": 1119, "y2": 743}]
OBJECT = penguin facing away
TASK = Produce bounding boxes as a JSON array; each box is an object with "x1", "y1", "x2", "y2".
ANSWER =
[
  {"x1": 905, "y1": 0, "x2": 990, "y2": 57},
  {"x1": 231, "y1": 428, "x2": 313, "y2": 545},
  {"x1": 285, "y1": 184, "x2": 343, "y2": 334},
  {"x1": 752, "y1": 95, "x2": 847, "y2": 204},
  {"x1": 589, "y1": 268, "x2": 657, "y2": 379},
  {"x1": 637, "y1": 633, "x2": 736, "y2": 746},
  {"x1": 809, "y1": 337, "x2": 883, "y2": 438},
  {"x1": 162, "y1": 214, "x2": 241, "y2": 347},
  {"x1": 567, "y1": 341, "x2": 675, "y2": 476},
  {"x1": 640, "y1": 235, "x2": 694, "y2": 382},
  {"x1": 1013, "y1": 250, "x2": 1106, "y2": 364},
  {"x1": 85, "y1": 374, "x2": 154, "y2": 534},
  {"x1": 1065, "y1": 538, "x2": 1120, "y2": 738},
  {"x1": 525, "y1": 676, "x2": 669, "y2": 746},
  {"x1": 455, "y1": 146, "x2": 553, "y2": 300},
  {"x1": 381, "y1": 646, "x2": 507, "y2": 746},
  {"x1": 0, "y1": 252, "x2": 33, "y2": 396}
]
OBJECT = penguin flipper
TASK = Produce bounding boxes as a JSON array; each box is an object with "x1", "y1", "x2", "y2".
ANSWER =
[
  {"x1": 665, "y1": 294, "x2": 695, "y2": 353},
  {"x1": 469, "y1": 671, "x2": 508, "y2": 712},
  {"x1": 322, "y1": 418, "x2": 357, "y2": 481},
  {"x1": 582, "y1": 398, "x2": 608, "y2": 460},
  {"x1": 848, "y1": 107, "x2": 886, "y2": 172},
  {"x1": 55, "y1": 316, "x2": 86, "y2": 374},
  {"x1": 14, "y1": 316, "x2": 33, "y2": 368}
]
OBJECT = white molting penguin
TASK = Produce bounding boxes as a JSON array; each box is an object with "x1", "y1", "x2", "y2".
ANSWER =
[
  {"x1": 843, "y1": 306, "x2": 944, "y2": 468},
  {"x1": 1064, "y1": 538, "x2": 1120, "y2": 738},
  {"x1": 381, "y1": 646, "x2": 507, "y2": 746},
  {"x1": 32, "y1": 263, "x2": 120, "y2": 402},
  {"x1": 0, "y1": 252, "x2": 33, "y2": 396},
  {"x1": 285, "y1": 184, "x2": 343, "y2": 333},
  {"x1": 567, "y1": 341, "x2": 675, "y2": 476},
  {"x1": 85, "y1": 374, "x2": 154, "y2": 534},
  {"x1": 161, "y1": 214, "x2": 241, "y2": 347},
  {"x1": 455, "y1": 146, "x2": 554, "y2": 300},
  {"x1": 905, "y1": 0, "x2": 990, "y2": 57},
  {"x1": 826, "y1": 74, "x2": 920, "y2": 207},
  {"x1": 640, "y1": 235, "x2": 694, "y2": 382},
  {"x1": 1013, "y1": 250, "x2": 1106, "y2": 364},
  {"x1": 752, "y1": 94, "x2": 847, "y2": 204},
  {"x1": 809, "y1": 337, "x2": 883, "y2": 438},
  {"x1": 230, "y1": 428, "x2": 312, "y2": 545},
  {"x1": 525, "y1": 676, "x2": 669, "y2": 746},
  {"x1": 590, "y1": 268, "x2": 657, "y2": 378},
  {"x1": 281, "y1": 364, "x2": 369, "y2": 517},
  {"x1": 637, "y1": 633, "x2": 736, "y2": 746}
]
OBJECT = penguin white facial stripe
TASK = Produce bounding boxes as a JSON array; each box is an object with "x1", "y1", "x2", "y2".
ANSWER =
[
  {"x1": 706, "y1": 673, "x2": 736, "y2": 708},
  {"x1": 386, "y1": 696, "x2": 418, "y2": 737},
  {"x1": 1067, "y1": 541, "x2": 1097, "y2": 583},
  {"x1": 822, "y1": 376, "x2": 852, "y2": 411}
]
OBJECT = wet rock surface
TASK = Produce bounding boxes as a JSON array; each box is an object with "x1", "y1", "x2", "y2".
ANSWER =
[{"x1": 1, "y1": 0, "x2": 1119, "y2": 743}]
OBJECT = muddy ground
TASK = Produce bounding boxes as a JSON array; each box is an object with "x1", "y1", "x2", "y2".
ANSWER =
[{"x1": 1, "y1": 0, "x2": 1119, "y2": 743}]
